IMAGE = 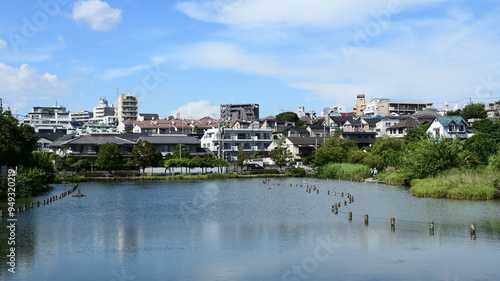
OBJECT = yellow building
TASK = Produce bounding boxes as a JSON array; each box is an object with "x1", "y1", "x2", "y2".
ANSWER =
[{"x1": 353, "y1": 94, "x2": 366, "y2": 115}]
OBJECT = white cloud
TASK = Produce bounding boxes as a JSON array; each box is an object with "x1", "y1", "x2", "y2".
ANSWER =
[
  {"x1": 102, "y1": 63, "x2": 151, "y2": 80},
  {"x1": 170, "y1": 41, "x2": 294, "y2": 77},
  {"x1": 171, "y1": 100, "x2": 219, "y2": 119},
  {"x1": 72, "y1": 0, "x2": 122, "y2": 32},
  {"x1": 0, "y1": 63, "x2": 69, "y2": 113},
  {"x1": 0, "y1": 39, "x2": 7, "y2": 50},
  {"x1": 176, "y1": 0, "x2": 446, "y2": 27}
]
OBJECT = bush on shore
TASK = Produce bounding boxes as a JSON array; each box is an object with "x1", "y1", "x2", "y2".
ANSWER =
[{"x1": 320, "y1": 163, "x2": 370, "y2": 182}]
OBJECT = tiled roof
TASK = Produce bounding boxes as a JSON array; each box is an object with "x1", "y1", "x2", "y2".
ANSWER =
[
  {"x1": 138, "y1": 135, "x2": 200, "y2": 145},
  {"x1": 433, "y1": 116, "x2": 469, "y2": 127},
  {"x1": 66, "y1": 136, "x2": 135, "y2": 145},
  {"x1": 287, "y1": 137, "x2": 325, "y2": 146}
]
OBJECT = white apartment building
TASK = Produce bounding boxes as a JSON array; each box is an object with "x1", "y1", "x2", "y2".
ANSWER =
[
  {"x1": 92, "y1": 97, "x2": 116, "y2": 125},
  {"x1": 71, "y1": 110, "x2": 92, "y2": 123},
  {"x1": 116, "y1": 94, "x2": 138, "y2": 124},
  {"x1": 201, "y1": 128, "x2": 273, "y2": 160},
  {"x1": 22, "y1": 105, "x2": 71, "y2": 133}
]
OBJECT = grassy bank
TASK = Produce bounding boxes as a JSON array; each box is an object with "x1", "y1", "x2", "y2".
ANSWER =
[
  {"x1": 410, "y1": 169, "x2": 500, "y2": 200},
  {"x1": 56, "y1": 172, "x2": 286, "y2": 183},
  {"x1": 320, "y1": 163, "x2": 370, "y2": 182}
]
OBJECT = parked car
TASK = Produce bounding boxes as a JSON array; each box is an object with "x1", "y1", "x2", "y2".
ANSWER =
[{"x1": 244, "y1": 163, "x2": 264, "y2": 171}]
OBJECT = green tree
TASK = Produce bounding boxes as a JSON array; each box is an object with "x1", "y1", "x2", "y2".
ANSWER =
[
  {"x1": 96, "y1": 143, "x2": 125, "y2": 170},
  {"x1": 172, "y1": 144, "x2": 190, "y2": 159},
  {"x1": 193, "y1": 125, "x2": 203, "y2": 133},
  {"x1": 275, "y1": 111, "x2": 304, "y2": 127},
  {"x1": 461, "y1": 103, "x2": 487, "y2": 121},
  {"x1": 312, "y1": 134, "x2": 358, "y2": 168},
  {"x1": 369, "y1": 137, "x2": 404, "y2": 168},
  {"x1": 130, "y1": 140, "x2": 163, "y2": 170},
  {"x1": 404, "y1": 124, "x2": 429, "y2": 148},
  {"x1": 236, "y1": 145, "x2": 251, "y2": 172},
  {"x1": 445, "y1": 109, "x2": 462, "y2": 116},
  {"x1": 269, "y1": 137, "x2": 293, "y2": 172},
  {"x1": 71, "y1": 159, "x2": 91, "y2": 173},
  {"x1": 0, "y1": 110, "x2": 37, "y2": 167}
]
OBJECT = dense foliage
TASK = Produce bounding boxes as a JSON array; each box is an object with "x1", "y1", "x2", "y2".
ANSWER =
[
  {"x1": 130, "y1": 140, "x2": 163, "y2": 169},
  {"x1": 275, "y1": 111, "x2": 304, "y2": 127},
  {"x1": 269, "y1": 137, "x2": 293, "y2": 172},
  {"x1": 96, "y1": 143, "x2": 125, "y2": 170}
]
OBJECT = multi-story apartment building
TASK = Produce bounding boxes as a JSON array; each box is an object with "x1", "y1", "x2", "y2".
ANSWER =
[
  {"x1": 352, "y1": 94, "x2": 366, "y2": 115},
  {"x1": 220, "y1": 103, "x2": 259, "y2": 121},
  {"x1": 93, "y1": 97, "x2": 116, "y2": 125},
  {"x1": 377, "y1": 100, "x2": 433, "y2": 116},
  {"x1": 22, "y1": 105, "x2": 71, "y2": 133},
  {"x1": 201, "y1": 128, "x2": 272, "y2": 160},
  {"x1": 116, "y1": 94, "x2": 138, "y2": 124},
  {"x1": 71, "y1": 110, "x2": 92, "y2": 123}
]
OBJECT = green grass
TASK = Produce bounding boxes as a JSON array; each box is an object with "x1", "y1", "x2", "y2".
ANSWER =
[
  {"x1": 320, "y1": 163, "x2": 370, "y2": 182},
  {"x1": 410, "y1": 169, "x2": 500, "y2": 200}
]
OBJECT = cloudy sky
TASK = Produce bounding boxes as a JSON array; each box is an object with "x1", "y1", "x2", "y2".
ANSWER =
[{"x1": 1, "y1": 0, "x2": 499, "y2": 119}]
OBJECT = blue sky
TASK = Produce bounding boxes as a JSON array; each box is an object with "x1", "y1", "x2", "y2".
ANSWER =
[{"x1": 1, "y1": 0, "x2": 500, "y2": 119}]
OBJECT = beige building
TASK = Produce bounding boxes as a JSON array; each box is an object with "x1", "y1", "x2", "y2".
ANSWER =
[
  {"x1": 352, "y1": 94, "x2": 366, "y2": 115},
  {"x1": 116, "y1": 94, "x2": 138, "y2": 124},
  {"x1": 377, "y1": 100, "x2": 433, "y2": 116}
]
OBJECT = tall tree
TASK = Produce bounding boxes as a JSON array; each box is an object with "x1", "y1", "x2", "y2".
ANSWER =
[
  {"x1": 275, "y1": 111, "x2": 304, "y2": 127},
  {"x1": 461, "y1": 103, "x2": 487, "y2": 121},
  {"x1": 0, "y1": 110, "x2": 37, "y2": 167},
  {"x1": 312, "y1": 134, "x2": 358, "y2": 168},
  {"x1": 130, "y1": 140, "x2": 163, "y2": 170},
  {"x1": 270, "y1": 136, "x2": 293, "y2": 172},
  {"x1": 96, "y1": 143, "x2": 125, "y2": 170},
  {"x1": 236, "y1": 145, "x2": 251, "y2": 172}
]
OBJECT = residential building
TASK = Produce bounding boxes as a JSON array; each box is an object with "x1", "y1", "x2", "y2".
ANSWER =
[
  {"x1": 116, "y1": 94, "x2": 138, "y2": 124},
  {"x1": 273, "y1": 126, "x2": 310, "y2": 139},
  {"x1": 486, "y1": 101, "x2": 500, "y2": 117},
  {"x1": 201, "y1": 128, "x2": 273, "y2": 160},
  {"x1": 220, "y1": 103, "x2": 259, "y2": 121},
  {"x1": 35, "y1": 132, "x2": 65, "y2": 152},
  {"x1": 341, "y1": 132, "x2": 377, "y2": 147},
  {"x1": 362, "y1": 98, "x2": 390, "y2": 117},
  {"x1": 323, "y1": 105, "x2": 345, "y2": 117},
  {"x1": 92, "y1": 97, "x2": 116, "y2": 125},
  {"x1": 67, "y1": 125, "x2": 121, "y2": 136},
  {"x1": 285, "y1": 137, "x2": 325, "y2": 162},
  {"x1": 375, "y1": 117, "x2": 405, "y2": 137},
  {"x1": 57, "y1": 135, "x2": 136, "y2": 159},
  {"x1": 22, "y1": 105, "x2": 71, "y2": 133},
  {"x1": 387, "y1": 118, "x2": 419, "y2": 138},
  {"x1": 426, "y1": 116, "x2": 469, "y2": 140},
  {"x1": 138, "y1": 113, "x2": 160, "y2": 121},
  {"x1": 307, "y1": 125, "x2": 330, "y2": 138},
  {"x1": 298, "y1": 106, "x2": 317, "y2": 119},
  {"x1": 137, "y1": 135, "x2": 206, "y2": 157},
  {"x1": 343, "y1": 119, "x2": 362, "y2": 132},
  {"x1": 71, "y1": 110, "x2": 92, "y2": 123},
  {"x1": 377, "y1": 99, "x2": 433, "y2": 116},
  {"x1": 352, "y1": 94, "x2": 366, "y2": 115}
]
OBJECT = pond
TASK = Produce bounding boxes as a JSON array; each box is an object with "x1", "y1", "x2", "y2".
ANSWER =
[{"x1": 1, "y1": 178, "x2": 500, "y2": 280}]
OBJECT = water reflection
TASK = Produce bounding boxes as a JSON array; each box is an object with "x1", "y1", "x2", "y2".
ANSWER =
[{"x1": 0, "y1": 179, "x2": 499, "y2": 280}]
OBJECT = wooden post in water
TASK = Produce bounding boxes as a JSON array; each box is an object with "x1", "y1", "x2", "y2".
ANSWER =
[
  {"x1": 391, "y1": 217, "x2": 395, "y2": 232},
  {"x1": 317, "y1": 190, "x2": 319, "y2": 194},
  {"x1": 341, "y1": 192, "x2": 344, "y2": 197},
  {"x1": 0, "y1": 210, "x2": 2, "y2": 217},
  {"x1": 470, "y1": 223, "x2": 476, "y2": 240},
  {"x1": 23, "y1": 204, "x2": 26, "y2": 211},
  {"x1": 364, "y1": 214, "x2": 369, "y2": 225},
  {"x1": 37, "y1": 201, "x2": 40, "y2": 207},
  {"x1": 344, "y1": 200, "x2": 347, "y2": 206},
  {"x1": 30, "y1": 202, "x2": 33, "y2": 208},
  {"x1": 348, "y1": 212, "x2": 352, "y2": 221},
  {"x1": 17, "y1": 206, "x2": 20, "y2": 212},
  {"x1": 328, "y1": 190, "x2": 330, "y2": 195},
  {"x1": 429, "y1": 221, "x2": 435, "y2": 236}
]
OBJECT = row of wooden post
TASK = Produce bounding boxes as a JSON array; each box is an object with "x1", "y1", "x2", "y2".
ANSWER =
[
  {"x1": 267, "y1": 178, "x2": 478, "y2": 240},
  {"x1": 0, "y1": 184, "x2": 79, "y2": 218}
]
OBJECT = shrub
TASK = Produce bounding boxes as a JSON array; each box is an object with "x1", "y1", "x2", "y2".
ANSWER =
[
  {"x1": 286, "y1": 168, "x2": 307, "y2": 177},
  {"x1": 321, "y1": 163, "x2": 370, "y2": 182}
]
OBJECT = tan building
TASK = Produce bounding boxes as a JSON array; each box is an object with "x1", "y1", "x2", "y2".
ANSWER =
[
  {"x1": 352, "y1": 94, "x2": 366, "y2": 115},
  {"x1": 116, "y1": 94, "x2": 138, "y2": 124},
  {"x1": 377, "y1": 100, "x2": 433, "y2": 116}
]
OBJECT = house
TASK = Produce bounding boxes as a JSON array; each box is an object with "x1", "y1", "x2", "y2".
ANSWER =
[
  {"x1": 273, "y1": 125, "x2": 310, "y2": 139},
  {"x1": 137, "y1": 135, "x2": 207, "y2": 157},
  {"x1": 307, "y1": 125, "x2": 330, "y2": 138},
  {"x1": 285, "y1": 137, "x2": 325, "y2": 162},
  {"x1": 35, "y1": 132, "x2": 65, "y2": 152},
  {"x1": 360, "y1": 117, "x2": 383, "y2": 132},
  {"x1": 343, "y1": 119, "x2": 362, "y2": 132},
  {"x1": 57, "y1": 135, "x2": 136, "y2": 159},
  {"x1": 485, "y1": 102, "x2": 500, "y2": 117},
  {"x1": 426, "y1": 116, "x2": 469, "y2": 140},
  {"x1": 374, "y1": 117, "x2": 404, "y2": 137},
  {"x1": 341, "y1": 132, "x2": 377, "y2": 147}
]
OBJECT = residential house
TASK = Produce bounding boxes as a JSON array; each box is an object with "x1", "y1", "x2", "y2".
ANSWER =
[
  {"x1": 57, "y1": 135, "x2": 135, "y2": 159},
  {"x1": 342, "y1": 119, "x2": 362, "y2": 132},
  {"x1": 35, "y1": 132, "x2": 65, "y2": 152},
  {"x1": 341, "y1": 132, "x2": 377, "y2": 147},
  {"x1": 486, "y1": 102, "x2": 500, "y2": 117},
  {"x1": 285, "y1": 137, "x2": 325, "y2": 162},
  {"x1": 426, "y1": 116, "x2": 469, "y2": 140},
  {"x1": 307, "y1": 125, "x2": 330, "y2": 138},
  {"x1": 375, "y1": 117, "x2": 405, "y2": 137},
  {"x1": 360, "y1": 117, "x2": 383, "y2": 132},
  {"x1": 273, "y1": 126, "x2": 310, "y2": 139},
  {"x1": 137, "y1": 135, "x2": 206, "y2": 157}
]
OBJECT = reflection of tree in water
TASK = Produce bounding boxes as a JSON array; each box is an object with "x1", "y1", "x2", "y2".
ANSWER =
[{"x1": 0, "y1": 209, "x2": 37, "y2": 280}]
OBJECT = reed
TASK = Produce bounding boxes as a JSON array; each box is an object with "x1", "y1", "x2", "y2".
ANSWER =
[
  {"x1": 411, "y1": 169, "x2": 500, "y2": 200},
  {"x1": 321, "y1": 163, "x2": 370, "y2": 182}
]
